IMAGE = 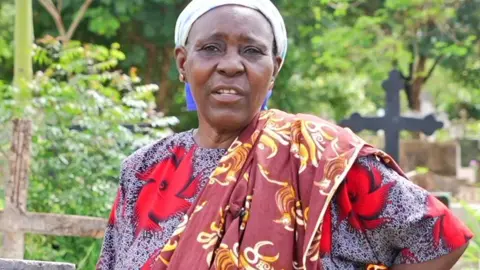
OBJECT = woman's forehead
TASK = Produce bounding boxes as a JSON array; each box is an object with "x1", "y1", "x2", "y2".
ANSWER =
[{"x1": 187, "y1": 5, "x2": 274, "y2": 44}]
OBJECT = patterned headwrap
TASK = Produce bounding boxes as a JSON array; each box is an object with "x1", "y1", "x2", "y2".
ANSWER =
[{"x1": 174, "y1": 0, "x2": 288, "y2": 111}]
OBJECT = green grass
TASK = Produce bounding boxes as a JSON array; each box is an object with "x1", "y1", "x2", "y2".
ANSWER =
[
  {"x1": 0, "y1": 188, "x2": 4, "y2": 209},
  {"x1": 459, "y1": 201, "x2": 480, "y2": 266}
]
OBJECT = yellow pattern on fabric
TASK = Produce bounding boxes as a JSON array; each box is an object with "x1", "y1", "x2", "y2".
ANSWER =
[
  {"x1": 367, "y1": 264, "x2": 389, "y2": 270},
  {"x1": 156, "y1": 214, "x2": 190, "y2": 265},
  {"x1": 215, "y1": 241, "x2": 280, "y2": 270},
  {"x1": 258, "y1": 164, "x2": 296, "y2": 232},
  {"x1": 149, "y1": 109, "x2": 376, "y2": 270},
  {"x1": 197, "y1": 207, "x2": 228, "y2": 249}
]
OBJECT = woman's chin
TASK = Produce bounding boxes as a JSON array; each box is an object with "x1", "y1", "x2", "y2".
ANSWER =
[{"x1": 207, "y1": 111, "x2": 252, "y2": 131}]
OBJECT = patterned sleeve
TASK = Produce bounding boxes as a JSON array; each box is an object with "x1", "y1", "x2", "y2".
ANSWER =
[
  {"x1": 96, "y1": 165, "x2": 128, "y2": 270},
  {"x1": 320, "y1": 155, "x2": 474, "y2": 269}
]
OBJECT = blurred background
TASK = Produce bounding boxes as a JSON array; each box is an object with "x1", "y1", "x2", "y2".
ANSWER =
[{"x1": 0, "y1": 0, "x2": 479, "y2": 268}]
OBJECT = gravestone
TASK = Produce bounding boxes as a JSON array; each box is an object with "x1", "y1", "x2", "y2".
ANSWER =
[
  {"x1": 340, "y1": 70, "x2": 444, "y2": 162},
  {"x1": 457, "y1": 139, "x2": 480, "y2": 184},
  {"x1": 458, "y1": 139, "x2": 480, "y2": 167},
  {"x1": 0, "y1": 259, "x2": 75, "y2": 270},
  {"x1": 400, "y1": 140, "x2": 456, "y2": 176}
]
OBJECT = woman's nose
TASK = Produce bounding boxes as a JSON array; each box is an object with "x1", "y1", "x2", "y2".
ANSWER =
[{"x1": 216, "y1": 50, "x2": 245, "y2": 77}]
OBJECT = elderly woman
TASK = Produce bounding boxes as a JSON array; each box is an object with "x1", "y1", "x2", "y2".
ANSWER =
[{"x1": 97, "y1": 1, "x2": 473, "y2": 269}]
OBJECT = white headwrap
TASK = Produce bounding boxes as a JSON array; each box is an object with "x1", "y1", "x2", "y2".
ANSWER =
[{"x1": 174, "y1": 0, "x2": 288, "y2": 69}]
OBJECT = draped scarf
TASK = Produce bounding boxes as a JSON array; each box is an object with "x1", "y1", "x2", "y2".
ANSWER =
[{"x1": 149, "y1": 109, "x2": 402, "y2": 269}]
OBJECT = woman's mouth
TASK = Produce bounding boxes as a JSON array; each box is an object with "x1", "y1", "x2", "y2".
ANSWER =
[
  {"x1": 212, "y1": 89, "x2": 243, "y2": 103},
  {"x1": 216, "y1": 89, "x2": 238, "y2": 95}
]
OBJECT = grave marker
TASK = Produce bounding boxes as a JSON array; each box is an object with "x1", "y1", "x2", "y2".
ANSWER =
[
  {"x1": 456, "y1": 139, "x2": 480, "y2": 184},
  {"x1": 340, "y1": 70, "x2": 444, "y2": 161}
]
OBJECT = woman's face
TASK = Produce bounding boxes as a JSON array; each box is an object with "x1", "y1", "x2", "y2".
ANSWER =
[{"x1": 175, "y1": 5, "x2": 283, "y2": 132}]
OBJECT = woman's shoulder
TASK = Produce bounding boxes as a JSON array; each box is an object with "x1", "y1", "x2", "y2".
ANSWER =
[
  {"x1": 268, "y1": 109, "x2": 349, "y2": 133},
  {"x1": 122, "y1": 130, "x2": 195, "y2": 172},
  {"x1": 325, "y1": 154, "x2": 473, "y2": 267},
  {"x1": 267, "y1": 109, "x2": 365, "y2": 148}
]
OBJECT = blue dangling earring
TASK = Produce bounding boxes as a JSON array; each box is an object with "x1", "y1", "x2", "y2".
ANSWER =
[
  {"x1": 184, "y1": 83, "x2": 272, "y2": 111},
  {"x1": 185, "y1": 83, "x2": 198, "y2": 111},
  {"x1": 261, "y1": 89, "x2": 272, "y2": 110}
]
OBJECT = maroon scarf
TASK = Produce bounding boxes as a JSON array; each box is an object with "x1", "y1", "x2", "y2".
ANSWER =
[{"x1": 150, "y1": 109, "x2": 402, "y2": 269}]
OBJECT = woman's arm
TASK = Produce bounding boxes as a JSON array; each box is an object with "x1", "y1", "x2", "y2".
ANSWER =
[
  {"x1": 392, "y1": 243, "x2": 468, "y2": 270},
  {"x1": 97, "y1": 161, "x2": 131, "y2": 270},
  {"x1": 320, "y1": 156, "x2": 473, "y2": 269},
  {"x1": 96, "y1": 187, "x2": 123, "y2": 270}
]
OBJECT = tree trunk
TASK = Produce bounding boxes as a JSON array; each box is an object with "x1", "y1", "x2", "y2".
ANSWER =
[
  {"x1": 410, "y1": 55, "x2": 427, "y2": 112},
  {"x1": 155, "y1": 47, "x2": 173, "y2": 113},
  {"x1": 4, "y1": 0, "x2": 34, "y2": 257},
  {"x1": 407, "y1": 55, "x2": 427, "y2": 139},
  {"x1": 13, "y1": 0, "x2": 34, "y2": 115},
  {"x1": 144, "y1": 45, "x2": 158, "y2": 84}
]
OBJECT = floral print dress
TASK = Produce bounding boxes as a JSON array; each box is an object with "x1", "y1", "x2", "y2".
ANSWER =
[{"x1": 97, "y1": 131, "x2": 473, "y2": 270}]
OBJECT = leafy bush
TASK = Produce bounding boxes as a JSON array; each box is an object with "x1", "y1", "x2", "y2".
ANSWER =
[
  {"x1": 0, "y1": 0, "x2": 14, "y2": 77},
  {"x1": 1, "y1": 37, "x2": 177, "y2": 268},
  {"x1": 461, "y1": 201, "x2": 480, "y2": 268}
]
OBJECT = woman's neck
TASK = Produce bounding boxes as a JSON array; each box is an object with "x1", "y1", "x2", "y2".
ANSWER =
[{"x1": 193, "y1": 124, "x2": 243, "y2": 149}]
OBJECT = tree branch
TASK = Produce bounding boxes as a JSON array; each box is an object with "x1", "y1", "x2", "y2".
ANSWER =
[
  {"x1": 37, "y1": 0, "x2": 66, "y2": 37},
  {"x1": 424, "y1": 56, "x2": 443, "y2": 83},
  {"x1": 0, "y1": 147, "x2": 8, "y2": 160},
  {"x1": 65, "y1": 0, "x2": 94, "y2": 42},
  {"x1": 406, "y1": 43, "x2": 415, "y2": 81},
  {"x1": 57, "y1": 0, "x2": 63, "y2": 12},
  {"x1": 412, "y1": 37, "x2": 420, "y2": 78},
  {"x1": 403, "y1": 42, "x2": 417, "y2": 109}
]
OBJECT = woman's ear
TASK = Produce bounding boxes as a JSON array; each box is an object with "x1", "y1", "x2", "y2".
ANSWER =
[
  {"x1": 175, "y1": 46, "x2": 188, "y2": 77},
  {"x1": 273, "y1": 56, "x2": 283, "y2": 77},
  {"x1": 269, "y1": 56, "x2": 283, "y2": 89}
]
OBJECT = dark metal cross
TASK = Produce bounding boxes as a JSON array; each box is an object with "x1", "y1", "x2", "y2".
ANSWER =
[{"x1": 340, "y1": 70, "x2": 444, "y2": 162}]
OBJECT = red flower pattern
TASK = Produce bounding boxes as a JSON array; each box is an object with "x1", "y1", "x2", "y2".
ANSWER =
[
  {"x1": 424, "y1": 194, "x2": 472, "y2": 250},
  {"x1": 134, "y1": 146, "x2": 201, "y2": 236},
  {"x1": 336, "y1": 163, "x2": 395, "y2": 231},
  {"x1": 321, "y1": 162, "x2": 396, "y2": 255},
  {"x1": 97, "y1": 128, "x2": 474, "y2": 270},
  {"x1": 400, "y1": 248, "x2": 420, "y2": 264},
  {"x1": 108, "y1": 189, "x2": 121, "y2": 225},
  {"x1": 319, "y1": 159, "x2": 473, "y2": 263}
]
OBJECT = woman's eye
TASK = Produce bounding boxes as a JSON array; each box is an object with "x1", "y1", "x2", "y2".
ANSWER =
[
  {"x1": 203, "y1": 45, "x2": 220, "y2": 52},
  {"x1": 244, "y1": 47, "x2": 262, "y2": 54}
]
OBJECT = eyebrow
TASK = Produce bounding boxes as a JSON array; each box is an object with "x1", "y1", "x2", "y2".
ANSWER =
[{"x1": 196, "y1": 32, "x2": 269, "y2": 49}]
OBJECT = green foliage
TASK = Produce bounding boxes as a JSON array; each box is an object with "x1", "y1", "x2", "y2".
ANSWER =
[
  {"x1": 415, "y1": 166, "x2": 429, "y2": 174},
  {"x1": 275, "y1": 0, "x2": 480, "y2": 120},
  {"x1": 0, "y1": 0, "x2": 478, "y2": 267},
  {"x1": 86, "y1": 7, "x2": 121, "y2": 38},
  {"x1": 0, "y1": 0, "x2": 475, "y2": 125},
  {"x1": 0, "y1": 0, "x2": 14, "y2": 81},
  {"x1": 1, "y1": 38, "x2": 177, "y2": 268},
  {"x1": 25, "y1": 235, "x2": 103, "y2": 270},
  {"x1": 0, "y1": 189, "x2": 4, "y2": 209},
  {"x1": 459, "y1": 201, "x2": 480, "y2": 267}
]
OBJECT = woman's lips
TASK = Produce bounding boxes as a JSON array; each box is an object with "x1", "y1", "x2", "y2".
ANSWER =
[{"x1": 211, "y1": 89, "x2": 243, "y2": 103}]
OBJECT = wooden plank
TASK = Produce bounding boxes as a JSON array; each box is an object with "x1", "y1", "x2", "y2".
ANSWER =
[
  {"x1": 0, "y1": 210, "x2": 107, "y2": 238},
  {"x1": 0, "y1": 259, "x2": 75, "y2": 270},
  {"x1": 3, "y1": 119, "x2": 33, "y2": 258},
  {"x1": 6, "y1": 119, "x2": 32, "y2": 212},
  {"x1": 1, "y1": 120, "x2": 109, "y2": 258}
]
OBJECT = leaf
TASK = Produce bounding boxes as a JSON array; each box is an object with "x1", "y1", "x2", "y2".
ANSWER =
[{"x1": 86, "y1": 8, "x2": 121, "y2": 37}]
